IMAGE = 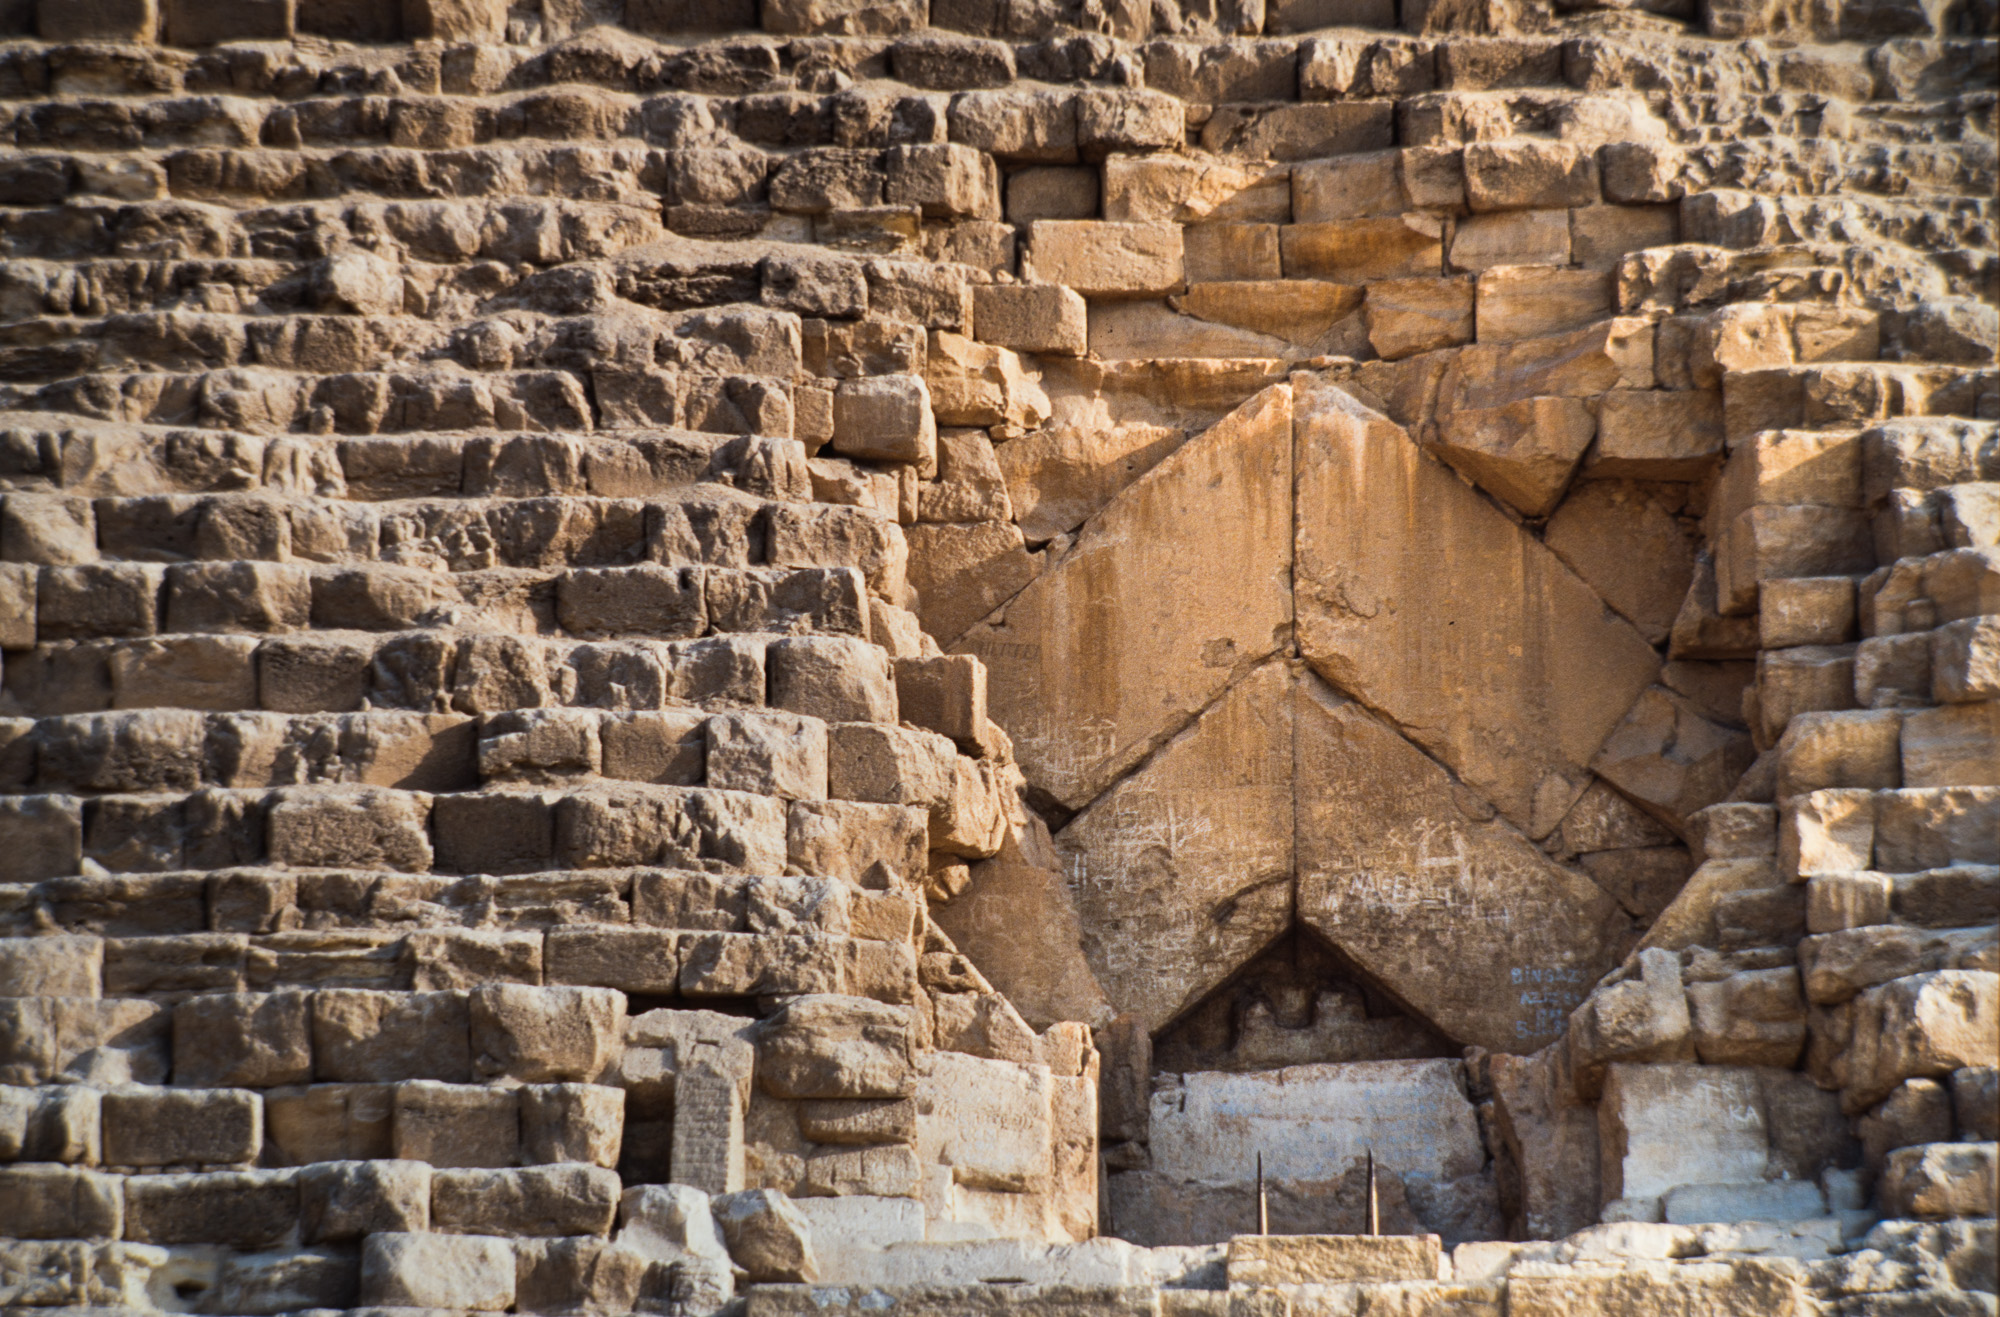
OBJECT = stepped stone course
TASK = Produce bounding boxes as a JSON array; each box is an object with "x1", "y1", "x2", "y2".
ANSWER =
[{"x1": 0, "y1": 0, "x2": 1994, "y2": 1310}]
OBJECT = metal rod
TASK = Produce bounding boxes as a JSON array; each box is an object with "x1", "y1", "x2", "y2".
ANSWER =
[
  {"x1": 1257, "y1": 1151, "x2": 1268, "y2": 1236},
  {"x1": 1366, "y1": 1148, "x2": 1379, "y2": 1236}
]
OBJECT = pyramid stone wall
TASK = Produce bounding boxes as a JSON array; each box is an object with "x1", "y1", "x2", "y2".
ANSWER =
[{"x1": 0, "y1": 0, "x2": 1994, "y2": 1309}]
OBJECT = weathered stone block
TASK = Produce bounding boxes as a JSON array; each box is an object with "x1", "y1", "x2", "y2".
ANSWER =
[
  {"x1": 433, "y1": 1164, "x2": 622, "y2": 1237},
  {"x1": 101, "y1": 1087, "x2": 261, "y2": 1166},
  {"x1": 360, "y1": 1231, "x2": 516, "y2": 1311},
  {"x1": 300, "y1": 1159, "x2": 431, "y2": 1242}
]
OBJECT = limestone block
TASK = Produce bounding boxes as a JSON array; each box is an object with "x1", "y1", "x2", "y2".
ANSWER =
[
  {"x1": 1806, "y1": 872, "x2": 1893, "y2": 933},
  {"x1": 1589, "y1": 686, "x2": 1756, "y2": 838},
  {"x1": 299, "y1": 1159, "x2": 431, "y2": 1242},
  {"x1": 476, "y1": 708, "x2": 601, "y2": 784},
  {"x1": 1901, "y1": 702, "x2": 2000, "y2": 789},
  {"x1": 1049, "y1": 662, "x2": 1293, "y2": 1032},
  {"x1": 259, "y1": 1084, "x2": 388, "y2": 1166},
  {"x1": 0, "y1": 1085, "x2": 99, "y2": 1165},
  {"x1": 830, "y1": 375, "x2": 937, "y2": 467},
  {"x1": 1572, "y1": 203, "x2": 1680, "y2": 269},
  {"x1": 958, "y1": 384, "x2": 1292, "y2": 813},
  {"x1": 1431, "y1": 394, "x2": 1595, "y2": 517},
  {"x1": 2, "y1": 496, "x2": 95, "y2": 566},
  {"x1": 885, "y1": 144, "x2": 1000, "y2": 220},
  {"x1": 755, "y1": 995, "x2": 913, "y2": 1100},
  {"x1": 916, "y1": 1050, "x2": 1054, "y2": 1194},
  {"x1": 1755, "y1": 644, "x2": 1859, "y2": 745},
  {"x1": 1774, "y1": 709, "x2": 1901, "y2": 799},
  {"x1": 1226, "y1": 1234, "x2": 1443, "y2": 1285},
  {"x1": 165, "y1": 562, "x2": 311, "y2": 634},
  {"x1": 1844, "y1": 970, "x2": 1999, "y2": 1111},
  {"x1": 360, "y1": 1232, "x2": 516, "y2": 1311},
  {"x1": 1448, "y1": 210, "x2": 1570, "y2": 272},
  {"x1": 972, "y1": 284, "x2": 1087, "y2": 356},
  {"x1": 1440, "y1": 318, "x2": 1655, "y2": 415},
  {"x1": 1118, "y1": 151, "x2": 1287, "y2": 214},
  {"x1": 0, "y1": 796, "x2": 81, "y2": 882},
  {"x1": 1474, "y1": 266, "x2": 1613, "y2": 344},
  {"x1": 800, "y1": 1143, "x2": 923, "y2": 1197},
  {"x1": 520, "y1": 1084, "x2": 624, "y2": 1168},
  {"x1": 828, "y1": 722, "x2": 954, "y2": 807},
  {"x1": 101, "y1": 1087, "x2": 260, "y2": 1166},
  {"x1": 1183, "y1": 224, "x2": 1283, "y2": 283},
  {"x1": 703, "y1": 711, "x2": 827, "y2": 802},
  {"x1": 311, "y1": 989, "x2": 472, "y2": 1083},
  {"x1": 36, "y1": 0, "x2": 158, "y2": 41},
  {"x1": 1799, "y1": 926, "x2": 1994, "y2": 1008},
  {"x1": 1567, "y1": 948, "x2": 1695, "y2": 1099},
  {"x1": 172, "y1": 991, "x2": 312, "y2": 1088},
  {"x1": 268, "y1": 787, "x2": 432, "y2": 872},
  {"x1": 786, "y1": 799, "x2": 928, "y2": 887},
  {"x1": 1880, "y1": 1142, "x2": 1999, "y2": 1219},
  {"x1": 601, "y1": 711, "x2": 706, "y2": 785},
  {"x1": 514, "y1": 1237, "x2": 649, "y2": 1314},
  {"x1": 1023, "y1": 222, "x2": 1183, "y2": 296},
  {"x1": 1280, "y1": 217, "x2": 1444, "y2": 281},
  {"x1": 1688, "y1": 968, "x2": 1808, "y2": 1068},
  {"x1": 1548, "y1": 484, "x2": 1699, "y2": 645},
  {"x1": 122, "y1": 1170, "x2": 299, "y2": 1248},
  {"x1": 1876, "y1": 787, "x2": 2000, "y2": 871},
  {"x1": 0, "y1": 1166, "x2": 122, "y2": 1240},
  {"x1": 38, "y1": 565, "x2": 162, "y2": 641},
  {"x1": 769, "y1": 637, "x2": 896, "y2": 725},
  {"x1": 1597, "y1": 1064, "x2": 1771, "y2": 1204},
  {"x1": 1509, "y1": 1263, "x2": 1807, "y2": 1317},
  {"x1": 1759, "y1": 575, "x2": 1857, "y2": 649},
  {"x1": 1955, "y1": 1068, "x2": 1999, "y2": 1141},
  {"x1": 1463, "y1": 140, "x2": 1601, "y2": 211},
  {"x1": 1859, "y1": 1078, "x2": 1955, "y2": 1171},
  {"x1": 1295, "y1": 378, "x2": 1660, "y2": 838},
  {"x1": 947, "y1": 89, "x2": 1077, "y2": 164},
  {"x1": 903, "y1": 521, "x2": 1040, "y2": 645},
  {"x1": 1154, "y1": 1057, "x2": 1483, "y2": 1199},
  {"x1": 1587, "y1": 390, "x2": 1725, "y2": 480},
  {"x1": 1008, "y1": 165, "x2": 1104, "y2": 222},
  {"x1": 1932, "y1": 615, "x2": 2000, "y2": 703},
  {"x1": 1364, "y1": 277, "x2": 1474, "y2": 360},
  {"x1": 0, "y1": 935, "x2": 101, "y2": 998},
  {"x1": 1780, "y1": 788, "x2": 1876, "y2": 880},
  {"x1": 545, "y1": 927, "x2": 681, "y2": 996},
  {"x1": 433, "y1": 1164, "x2": 621, "y2": 1237},
  {"x1": 468, "y1": 984, "x2": 625, "y2": 1084},
  {"x1": 557, "y1": 565, "x2": 705, "y2": 639},
  {"x1": 1292, "y1": 151, "x2": 1405, "y2": 221},
  {"x1": 391, "y1": 1080, "x2": 521, "y2": 1168},
  {"x1": 713, "y1": 1188, "x2": 818, "y2": 1282},
  {"x1": 556, "y1": 786, "x2": 788, "y2": 873}
]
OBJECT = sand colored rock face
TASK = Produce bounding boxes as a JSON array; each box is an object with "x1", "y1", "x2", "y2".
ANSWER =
[{"x1": 0, "y1": 0, "x2": 1991, "y2": 1305}]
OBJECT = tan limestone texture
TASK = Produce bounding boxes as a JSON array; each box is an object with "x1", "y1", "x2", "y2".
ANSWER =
[{"x1": 0, "y1": 0, "x2": 1994, "y2": 1310}]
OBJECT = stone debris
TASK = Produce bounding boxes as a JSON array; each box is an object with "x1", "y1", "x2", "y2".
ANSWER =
[{"x1": 0, "y1": 0, "x2": 1994, "y2": 1311}]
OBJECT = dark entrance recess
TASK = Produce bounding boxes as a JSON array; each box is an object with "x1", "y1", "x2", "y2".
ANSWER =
[{"x1": 1151, "y1": 924, "x2": 1458, "y2": 1075}]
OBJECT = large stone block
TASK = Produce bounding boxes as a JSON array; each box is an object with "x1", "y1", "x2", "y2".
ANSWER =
[
  {"x1": 1598, "y1": 1064, "x2": 1771, "y2": 1206},
  {"x1": 916, "y1": 1050, "x2": 1054, "y2": 1195},
  {"x1": 1845, "y1": 970, "x2": 1999, "y2": 1111},
  {"x1": 1226, "y1": 1233, "x2": 1443, "y2": 1285},
  {"x1": 755, "y1": 995, "x2": 914, "y2": 1100},
  {"x1": 433, "y1": 1164, "x2": 622, "y2": 1237},
  {"x1": 1051, "y1": 661, "x2": 1294, "y2": 1033},
  {"x1": 1022, "y1": 222, "x2": 1184, "y2": 296},
  {"x1": 100, "y1": 1087, "x2": 261, "y2": 1166},
  {"x1": 1294, "y1": 376, "x2": 1660, "y2": 838},
  {"x1": 956, "y1": 383, "x2": 1292, "y2": 813},
  {"x1": 360, "y1": 1232, "x2": 516, "y2": 1311},
  {"x1": 468, "y1": 985, "x2": 626, "y2": 1084}
]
